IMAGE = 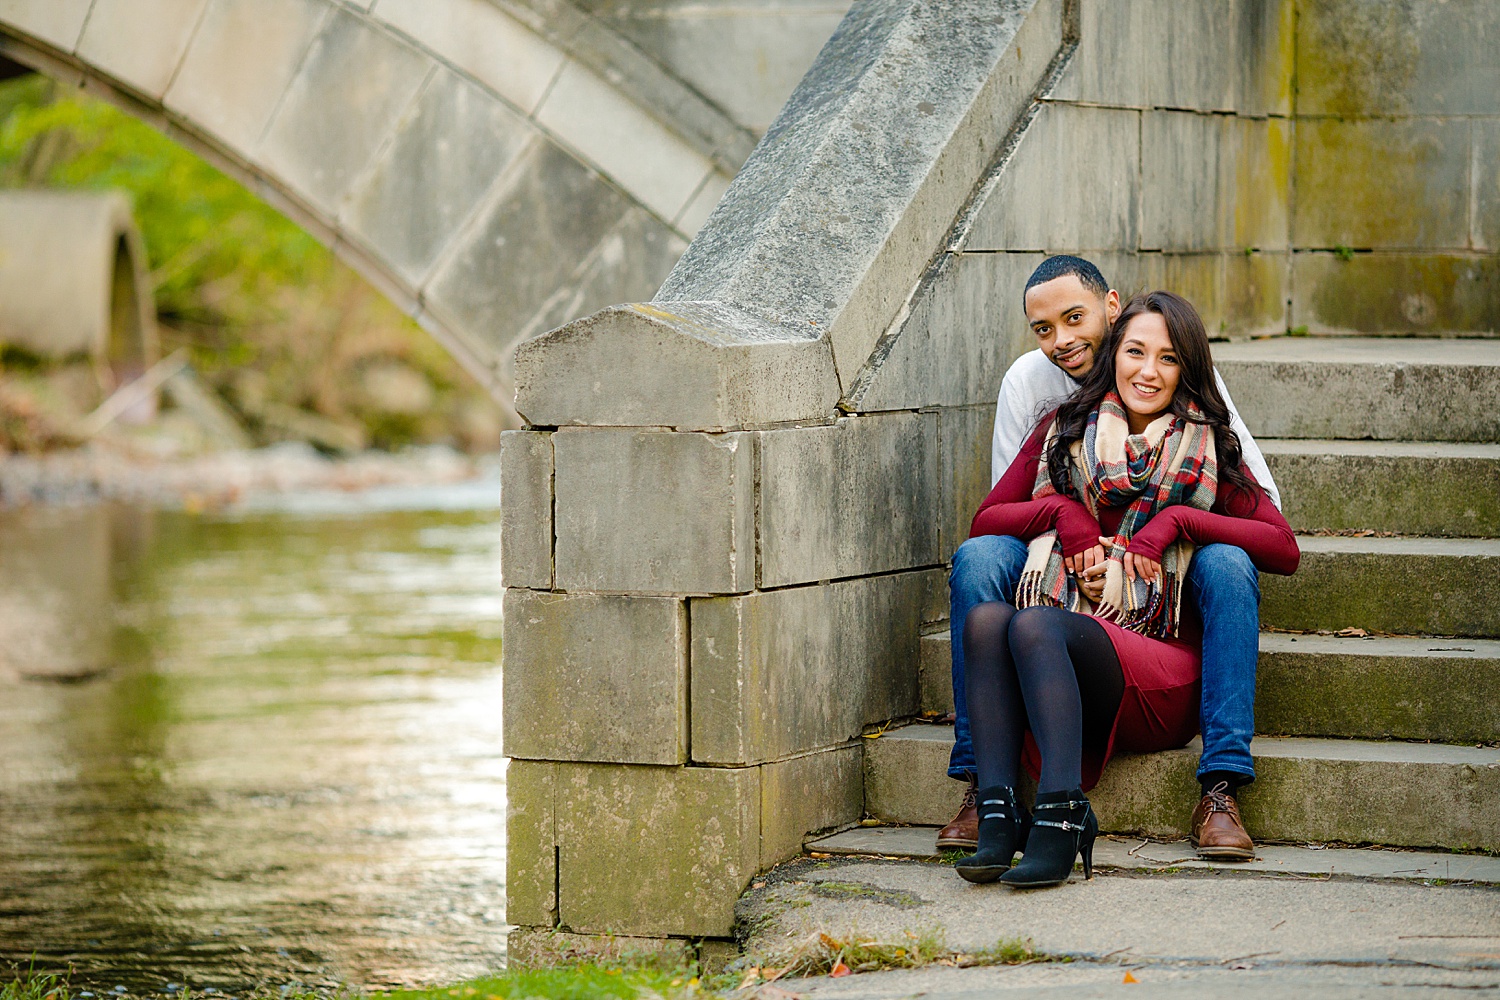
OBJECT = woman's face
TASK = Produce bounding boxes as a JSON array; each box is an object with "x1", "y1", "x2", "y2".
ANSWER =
[{"x1": 1114, "y1": 311, "x2": 1180, "y2": 433}]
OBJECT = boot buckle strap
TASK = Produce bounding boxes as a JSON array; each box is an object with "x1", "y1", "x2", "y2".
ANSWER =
[
  {"x1": 1033, "y1": 818, "x2": 1083, "y2": 832},
  {"x1": 1033, "y1": 800, "x2": 1084, "y2": 810}
]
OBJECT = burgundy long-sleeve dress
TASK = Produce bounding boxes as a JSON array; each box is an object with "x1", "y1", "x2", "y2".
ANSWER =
[{"x1": 970, "y1": 417, "x2": 1300, "y2": 789}]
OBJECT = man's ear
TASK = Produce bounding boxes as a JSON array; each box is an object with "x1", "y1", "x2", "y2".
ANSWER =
[{"x1": 1104, "y1": 289, "x2": 1121, "y2": 323}]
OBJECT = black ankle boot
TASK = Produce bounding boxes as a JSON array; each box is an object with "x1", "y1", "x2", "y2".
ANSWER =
[
  {"x1": 1000, "y1": 788, "x2": 1097, "y2": 888},
  {"x1": 954, "y1": 786, "x2": 1030, "y2": 884}
]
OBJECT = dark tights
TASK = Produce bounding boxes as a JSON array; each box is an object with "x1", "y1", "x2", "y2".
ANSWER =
[{"x1": 963, "y1": 603, "x2": 1125, "y2": 792}]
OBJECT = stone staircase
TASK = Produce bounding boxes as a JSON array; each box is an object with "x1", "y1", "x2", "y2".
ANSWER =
[{"x1": 865, "y1": 337, "x2": 1500, "y2": 853}]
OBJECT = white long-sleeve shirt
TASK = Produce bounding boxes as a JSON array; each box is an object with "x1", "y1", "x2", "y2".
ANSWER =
[{"x1": 990, "y1": 349, "x2": 1281, "y2": 509}]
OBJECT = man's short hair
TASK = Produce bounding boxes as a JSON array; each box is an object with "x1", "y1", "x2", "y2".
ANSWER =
[{"x1": 1023, "y1": 255, "x2": 1110, "y2": 304}]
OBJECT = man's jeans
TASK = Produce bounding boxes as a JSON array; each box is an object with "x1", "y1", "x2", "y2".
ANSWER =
[{"x1": 947, "y1": 536, "x2": 1260, "y2": 783}]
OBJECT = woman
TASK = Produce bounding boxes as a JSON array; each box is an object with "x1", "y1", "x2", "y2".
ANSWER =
[{"x1": 954, "y1": 290, "x2": 1298, "y2": 888}]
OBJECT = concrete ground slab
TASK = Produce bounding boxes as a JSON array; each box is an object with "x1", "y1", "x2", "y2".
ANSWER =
[
  {"x1": 807, "y1": 826, "x2": 1500, "y2": 884},
  {"x1": 776, "y1": 962, "x2": 1500, "y2": 999},
  {"x1": 739, "y1": 856, "x2": 1500, "y2": 976}
]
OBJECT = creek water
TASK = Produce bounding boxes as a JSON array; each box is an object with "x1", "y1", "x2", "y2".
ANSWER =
[{"x1": 0, "y1": 488, "x2": 508, "y2": 992}]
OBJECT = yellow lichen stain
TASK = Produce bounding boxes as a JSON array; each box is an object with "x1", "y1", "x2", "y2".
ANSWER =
[{"x1": 1296, "y1": 0, "x2": 1419, "y2": 116}]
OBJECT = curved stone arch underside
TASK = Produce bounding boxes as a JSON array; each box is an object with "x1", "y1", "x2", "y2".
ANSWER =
[{"x1": 0, "y1": 0, "x2": 847, "y2": 417}]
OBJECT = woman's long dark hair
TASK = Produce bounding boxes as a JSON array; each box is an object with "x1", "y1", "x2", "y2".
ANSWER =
[{"x1": 1045, "y1": 290, "x2": 1258, "y2": 503}]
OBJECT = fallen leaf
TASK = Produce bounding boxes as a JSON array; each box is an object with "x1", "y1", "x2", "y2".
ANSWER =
[
  {"x1": 1335, "y1": 627, "x2": 1369, "y2": 637},
  {"x1": 1123, "y1": 971, "x2": 1139, "y2": 983},
  {"x1": 829, "y1": 961, "x2": 851, "y2": 978}
]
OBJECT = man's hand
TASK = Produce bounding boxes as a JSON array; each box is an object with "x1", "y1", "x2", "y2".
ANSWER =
[
  {"x1": 1069, "y1": 535, "x2": 1111, "y2": 603},
  {"x1": 1124, "y1": 550, "x2": 1161, "y2": 584}
]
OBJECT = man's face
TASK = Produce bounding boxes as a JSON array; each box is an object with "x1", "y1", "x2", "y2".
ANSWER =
[{"x1": 1023, "y1": 275, "x2": 1121, "y2": 380}]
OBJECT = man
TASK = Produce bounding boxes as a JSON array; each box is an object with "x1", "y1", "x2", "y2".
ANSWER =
[{"x1": 939, "y1": 255, "x2": 1280, "y2": 859}]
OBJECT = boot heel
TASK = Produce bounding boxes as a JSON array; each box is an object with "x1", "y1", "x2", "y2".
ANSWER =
[{"x1": 1081, "y1": 810, "x2": 1098, "y2": 879}]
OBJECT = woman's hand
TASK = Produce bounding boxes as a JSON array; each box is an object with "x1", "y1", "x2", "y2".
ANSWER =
[{"x1": 1124, "y1": 550, "x2": 1161, "y2": 584}]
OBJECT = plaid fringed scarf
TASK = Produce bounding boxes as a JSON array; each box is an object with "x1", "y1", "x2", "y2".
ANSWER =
[{"x1": 1016, "y1": 393, "x2": 1218, "y2": 638}]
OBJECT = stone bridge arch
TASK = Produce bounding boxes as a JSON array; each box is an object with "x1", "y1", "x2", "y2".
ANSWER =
[{"x1": 0, "y1": 0, "x2": 849, "y2": 417}]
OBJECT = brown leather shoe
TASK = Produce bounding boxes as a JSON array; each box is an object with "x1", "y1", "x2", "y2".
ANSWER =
[
  {"x1": 936, "y1": 777, "x2": 978, "y2": 850},
  {"x1": 1190, "y1": 782, "x2": 1255, "y2": 860}
]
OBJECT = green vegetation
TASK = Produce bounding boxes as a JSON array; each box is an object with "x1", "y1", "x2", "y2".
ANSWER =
[
  {"x1": 1333, "y1": 244, "x2": 1356, "y2": 262},
  {"x1": 744, "y1": 927, "x2": 1057, "y2": 981},
  {"x1": 3, "y1": 967, "x2": 714, "y2": 1000},
  {"x1": 0, "y1": 75, "x2": 499, "y2": 453}
]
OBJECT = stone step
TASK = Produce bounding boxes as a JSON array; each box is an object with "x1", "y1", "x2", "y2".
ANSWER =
[
  {"x1": 1261, "y1": 439, "x2": 1500, "y2": 537},
  {"x1": 1213, "y1": 337, "x2": 1500, "y2": 442},
  {"x1": 920, "y1": 631, "x2": 1500, "y2": 744},
  {"x1": 1262, "y1": 535, "x2": 1500, "y2": 637},
  {"x1": 863, "y1": 725, "x2": 1500, "y2": 851},
  {"x1": 807, "y1": 826, "x2": 1500, "y2": 884}
]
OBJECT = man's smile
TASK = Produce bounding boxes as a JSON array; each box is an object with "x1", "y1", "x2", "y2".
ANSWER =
[{"x1": 1054, "y1": 345, "x2": 1090, "y2": 370}]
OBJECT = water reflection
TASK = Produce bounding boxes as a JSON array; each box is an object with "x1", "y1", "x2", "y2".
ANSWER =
[{"x1": 0, "y1": 503, "x2": 506, "y2": 991}]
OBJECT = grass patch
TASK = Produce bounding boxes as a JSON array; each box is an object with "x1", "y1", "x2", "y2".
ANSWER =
[
  {"x1": 2, "y1": 966, "x2": 718, "y2": 1000},
  {"x1": 742, "y1": 927, "x2": 1058, "y2": 982}
]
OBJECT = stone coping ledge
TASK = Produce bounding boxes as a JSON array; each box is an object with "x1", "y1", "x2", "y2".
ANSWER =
[{"x1": 513, "y1": 300, "x2": 840, "y2": 430}]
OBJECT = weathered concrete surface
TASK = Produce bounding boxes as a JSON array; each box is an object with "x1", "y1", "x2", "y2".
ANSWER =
[
  {"x1": 782, "y1": 963, "x2": 1500, "y2": 1000},
  {"x1": 966, "y1": 103, "x2": 1139, "y2": 253},
  {"x1": 1258, "y1": 634, "x2": 1500, "y2": 744},
  {"x1": 76, "y1": 0, "x2": 208, "y2": 98},
  {"x1": 506, "y1": 927, "x2": 691, "y2": 971},
  {"x1": 1214, "y1": 338, "x2": 1500, "y2": 442},
  {"x1": 502, "y1": 590, "x2": 687, "y2": 764},
  {"x1": 740, "y1": 858, "x2": 1500, "y2": 997},
  {"x1": 1293, "y1": 119, "x2": 1470, "y2": 250},
  {"x1": 865, "y1": 725, "x2": 1500, "y2": 849},
  {"x1": 1261, "y1": 536, "x2": 1500, "y2": 638},
  {"x1": 554, "y1": 762, "x2": 760, "y2": 937},
  {"x1": 579, "y1": 0, "x2": 854, "y2": 136},
  {"x1": 536, "y1": 58, "x2": 717, "y2": 226},
  {"x1": 498, "y1": 430, "x2": 552, "y2": 589},
  {"x1": 849, "y1": 253, "x2": 1041, "y2": 412},
  {"x1": 918, "y1": 630, "x2": 954, "y2": 719},
  {"x1": 809, "y1": 826, "x2": 1500, "y2": 884},
  {"x1": 1051, "y1": 0, "x2": 1294, "y2": 115},
  {"x1": 0, "y1": 192, "x2": 156, "y2": 366},
  {"x1": 1261, "y1": 439, "x2": 1500, "y2": 536},
  {"x1": 1140, "y1": 112, "x2": 1289, "y2": 252},
  {"x1": 744, "y1": 857, "x2": 1500, "y2": 967},
  {"x1": 762, "y1": 744, "x2": 864, "y2": 865},
  {"x1": 260, "y1": 9, "x2": 434, "y2": 216},
  {"x1": 1290, "y1": 254, "x2": 1500, "y2": 336},
  {"x1": 552, "y1": 427, "x2": 754, "y2": 594},
  {"x1": 657, "y1": 0, "x2": 1067, "y2": 389},
  {"x1": 164, "y1": 0, "x2": 330, "y2": 153},
  {"x1": 1297, "y1": 0, "x2": 1500, "y2": 117},
  {"x1": 689, "y1": 571, "x2": 940, "y2": 764},
  {"x1": 513, "y1": 302, "x2": 839, "y2": 430},
  {"x1": 343, "y1": 67, "x2": 533, "y2": 287},
  {"x1": 504, "y1": 759, "x2": 556, "y2": 927},
  {"x1": 758, "y1": 414, "x2": 939, "y2": 587},
  {"x1": 937, "y1": 406, "x2": 995, "y2": 558}
]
